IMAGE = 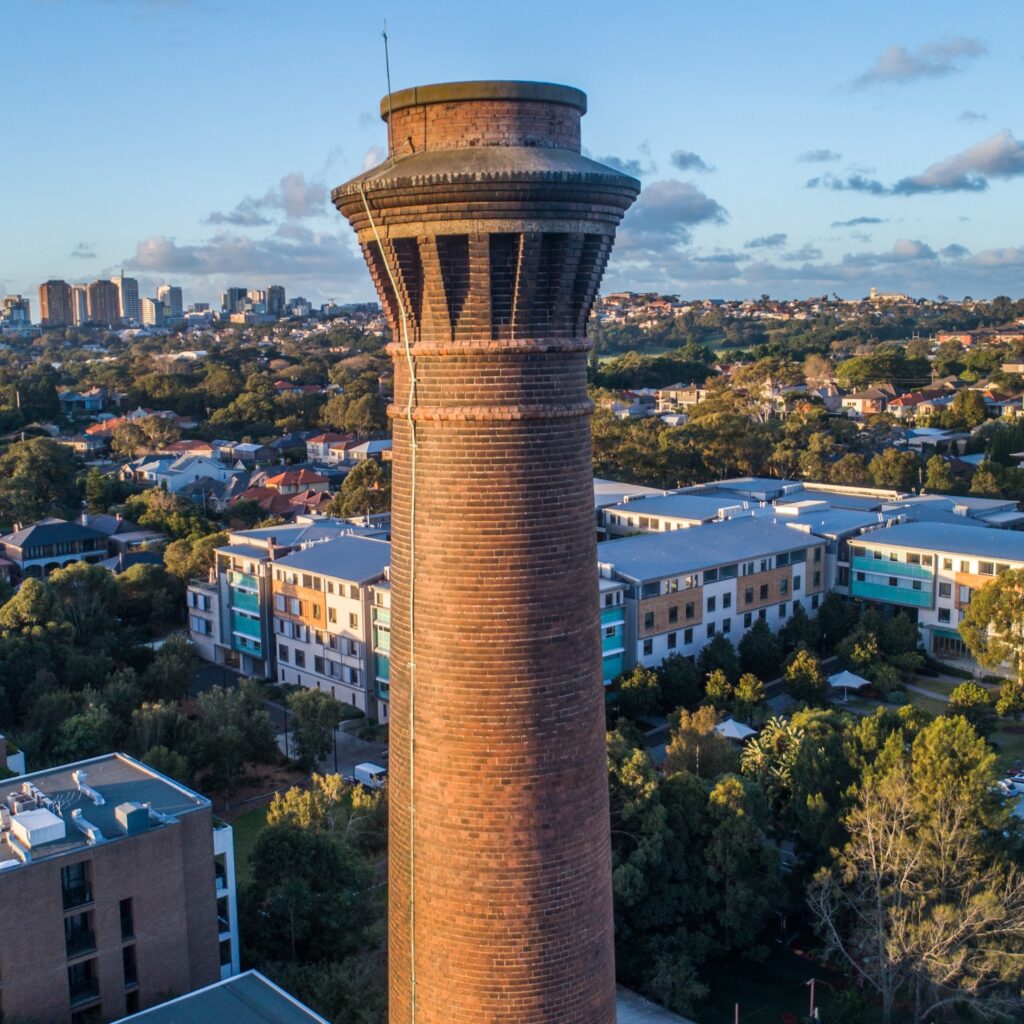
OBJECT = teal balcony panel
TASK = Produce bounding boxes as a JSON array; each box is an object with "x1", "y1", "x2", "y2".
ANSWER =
[
  {"x1": 853, "y1": 556, "x2": 933, "y2": 581},
  {"x1": 851, "y1": 579, "x2": 933, "y2": 608}
]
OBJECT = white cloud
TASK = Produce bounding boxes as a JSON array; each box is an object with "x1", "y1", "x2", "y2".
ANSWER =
[{"x1": 852, "y1": 37, "x2": 986, "y2": 87}]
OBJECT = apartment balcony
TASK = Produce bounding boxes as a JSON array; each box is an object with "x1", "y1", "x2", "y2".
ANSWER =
[
  {"x1": 602, "y1": 631, "x2": 625, "y2": 654},
  {"x1": 228, "y1": 570, "x2": 259, "y2": 592},
  {"x1": 230, "y1": 589, "x2": 260, "y2": 614},
  {"x1": 851, "y1": 578, "x2": 933, "y2": 608},
  {"x1": 852, "y1": 555, "x2": 933, "y2": 581}
]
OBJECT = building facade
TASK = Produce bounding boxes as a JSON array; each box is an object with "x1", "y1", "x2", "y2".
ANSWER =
[
  {"x1": 39, "y1": 279, "x2": 74, "y2": 327},
  {"x1": 113, "y1": 276, "x2": 140, "y2": 324},
  {"x1": 86, "y1": 280, "x2": 120, "y2": 327},
  {"x1": 849, "y1": 521, "x2": 1024, "y2": 660},
  {"x1": 270, "y1": 537, "x2": 391, "y2": 720},
  {"x1": 0, "y1": 753, "x2": 237, "y2": 1024},
  {"x1": 598, "y1": 517, "x2": 827, "y2": 674}
]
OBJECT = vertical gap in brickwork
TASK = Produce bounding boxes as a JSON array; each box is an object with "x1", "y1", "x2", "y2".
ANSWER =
[
  {"x1": 436, "y1": 234, "x2": 470, "y2": 340},
  {"x1": 489, "y1": 233, "x2": 519, "y2": 341},
  {"x1": 514, "y1": 234, "x2": 542, "y2": 340},
  {"x1": 392, "y1": 237, "x2": 424, "y2": 335},
  {"x1": 364, "y1": 241, "x2": 399, "y2": 331},
  {"x1": 571, "y1": 235, "x2": 611, "y2": 336}
]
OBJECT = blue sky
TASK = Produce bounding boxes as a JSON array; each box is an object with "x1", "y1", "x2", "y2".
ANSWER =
[{"x1": 4, "y1": 0, "x2": 1024, "y2": 307}]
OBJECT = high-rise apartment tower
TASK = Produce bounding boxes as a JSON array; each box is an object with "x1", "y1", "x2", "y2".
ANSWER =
[
  {"x1": 39, "y1": 279, "x2": 74, "y2": 327},
  {"x1": 86, "y1": 280, "x2": 120, "y2": 327},
  {"x1": 333, "y1": 81, "x2": 639, "y2": 1024}
]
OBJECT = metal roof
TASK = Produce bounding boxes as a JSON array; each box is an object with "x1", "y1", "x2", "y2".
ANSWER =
[
  {"x1": 858, "y1": 521, "x2": 1024, "y2": 561},
  {"x1": 605, "y1": 493, "x2": 750, "y2": 521},
  {"x1": 598, "y1": 517, "x2": 820, "y2": 582},
  {"x1": 274, "y1": 536, "x2": 392, "y2": 583},
  {"x1": 114, "y1": 970, "x2": 328, "y2": 1023}
]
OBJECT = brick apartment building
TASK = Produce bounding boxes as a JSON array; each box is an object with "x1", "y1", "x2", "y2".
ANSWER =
[{"x1": 0, "y1": 753, "x2": 238, "y2": 1024}]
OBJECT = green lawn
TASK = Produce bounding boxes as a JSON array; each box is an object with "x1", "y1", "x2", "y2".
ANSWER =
[
  {"x1": 229, "y1": 806, "x2": 269, "y2": 887},
  {"x1": 904, "y1": 690, "x2": 950, "y2": 719}
]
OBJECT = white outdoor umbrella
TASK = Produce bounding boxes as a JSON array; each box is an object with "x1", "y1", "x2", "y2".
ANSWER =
[
  {"x1": 715, "y1": 717, "x2": 757, "y2": 741},
  {"x1": 828, "y1": 669, "x2": 871, "y2": 702}
]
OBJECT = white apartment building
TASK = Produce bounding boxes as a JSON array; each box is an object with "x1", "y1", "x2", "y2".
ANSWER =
[
  {"x1": 270, "y1": 536, "x2": 391, "y2": 720},
  {"x1": 849, "y1": 522, "x2": 1024, "y2": 661}
]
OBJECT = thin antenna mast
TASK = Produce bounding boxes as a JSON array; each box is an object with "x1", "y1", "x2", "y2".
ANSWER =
[{"x1": 383, "y1": 22, "x2": 396, "y2": 165}]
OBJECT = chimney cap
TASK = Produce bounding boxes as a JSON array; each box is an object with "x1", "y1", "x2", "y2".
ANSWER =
[{"x1": 380, "y1": 80, "x2": 587, "y2": 120}]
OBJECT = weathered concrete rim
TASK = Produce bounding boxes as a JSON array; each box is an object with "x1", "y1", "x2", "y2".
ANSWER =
[{"x1": 380, "y1": 80, "x2": 587, "y2": 120}]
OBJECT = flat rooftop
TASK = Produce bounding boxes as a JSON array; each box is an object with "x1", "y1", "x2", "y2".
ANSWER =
[
  {"x1": 598, "y1": 517, "x2": 819, "y2": 582},
  {"x1": 606, "y1": 492, "x2": 755, "y2": 521},
  {"x1": 858, "y1": 521, "x2": 1024, "y2": 560},
  {"x1": 274, "y1": 536, "x2": 391, "y2": 583},
  {"x1": 0, "y1": 753, "x2": 209, "y2": 869},
  {"x1": 115, "y1": 970, "x2": 327, "y2": 1023},
  {"x1": 593, "y1": 477, "x2": 663, "y2": 510}
]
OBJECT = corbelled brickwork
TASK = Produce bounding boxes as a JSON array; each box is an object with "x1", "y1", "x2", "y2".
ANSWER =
[{"x1": 333, "y1": 80, "x2": 639, "y2": 1024}]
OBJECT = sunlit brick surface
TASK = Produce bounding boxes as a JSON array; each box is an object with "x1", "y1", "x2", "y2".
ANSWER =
[{"x1": 333, "y1": 81, "x2": 638, "y2": 1024}]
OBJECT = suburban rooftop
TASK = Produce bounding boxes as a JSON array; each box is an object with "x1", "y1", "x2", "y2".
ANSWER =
[{"x1": 0, "y1": 753, "x2": 209, "y2": 869}]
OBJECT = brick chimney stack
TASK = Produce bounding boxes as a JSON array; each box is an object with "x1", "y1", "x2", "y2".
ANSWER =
[{"x1": 333, "y1": 80, "x2": 639, "y2": 1024}]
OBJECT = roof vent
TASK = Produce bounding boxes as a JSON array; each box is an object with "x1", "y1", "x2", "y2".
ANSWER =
[
  {"x1": 115, "y1": 802, "x2": 149, "y2": 835},
  {"x1": 72, "y1": 770, "x2": 105, "y2": 807}
]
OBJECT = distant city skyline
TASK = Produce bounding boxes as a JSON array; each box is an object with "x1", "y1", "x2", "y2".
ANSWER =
[{"x1": 4, "y1": 0, "x2": 1023, "y2": 303}]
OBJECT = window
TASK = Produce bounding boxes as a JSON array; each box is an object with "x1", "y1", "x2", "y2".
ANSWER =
[
  {"x1": 328, "y1": 608, "x2": 337, "y2": 623},
  {"x1": 744, "y1": 587, "x2": 754, "y2": 603},
  {"x1": 704, "y1": 568, "x2": 719, "y2": 583},
  {"x1": 274, "y1": 594, "x2": 285, "y2": 611},
  {"x1": 960, "y1": 560, "x2": 970, "y2": 572},
  {"x1": 856, "y1": 571, "x2": 866, "y2": 582},
  {"x1": 667, "y1": 632, "x2": 677, "y2": 650},
  {"x1": 684, "y1": 628, "x2": 693, "y2": 644},
  {"x1": 759, "y1": 584, "x2": 769, "y2": 600},
  {"x1": 349, "y1": 584, "x2": 359, "y2": 599},
  {"x1": 813, "y1": 571, "x2": 821, "y2": 587},
  {"x1": 327, "y1": 581, "x2": 335, "y2": 594},
  {"x1": 664, "y1": 578, "x2": 679, "y2": 593},
  {"x1": 685, "y1": 602, "x2": 695, "y2": 620},
  {"x1": 61, "y1": 861, "x2": 92, "y2": 910},
  {"x1": 640, "y1": 582, "x2": 659, "y2": 598},
  {"x1": 793, "y1": 575, "x2": 801, "y2": 591},
  {"x1": 758, "y1": 609, "x2": 767, "y2": 622},
  {"x1": 349, "y1": 613, "x2": 359, "y2": 629},
  {"x1": 68, "y1": 958, "x2": 99, "y2": 1006},
  {"x1": 302, "y1": 573, "x2": 313, "y2": 589},
  {"x1": 707, "y1": 595, "x2": 716, "y2": 613},
  {"x1": 122, "y1": 944, "x2": 138, "y2": 987},
  {"x1": 997, "y1": 562, "x2": 1011, "y2": 575},
  {"x1": 707, "y1": 623, "x2": 716, "y2": 638},
  {"x1": 720, "y1": 564, "x2": 738, "y2": 579},
  {"x1": 65, "y1": 911, "x2": 95, "y2": 959},
  {"x1": 814, "y1": 547, "x2": 822, "y2": 563},
  {"x1": 943, "y1": 558, "x2": 953, "y2": 570},
  {"x1": 743, "y1": 612, "x2": 752, "y2": 628},
  {"x1": 907, "y1": 553, "x2": 921, "y2": 565},
  {"x1": 922, "y1": 555, "x2": 933, "y2": 567},
  {"x1": 643, "y1": 611, "x2": 655, "y2": 629},
  {"x1": 288, "y1": 597, "x2": 301, "y2": 615},
  {"x1": 642, "y1": 639, "x2": 653, "y2": 656},
  {"x1": 723, "y1": 592, "x2": 732, "y2": 609},
  {"x1": 120, "y1": 898, "x2": 134, "y2": 941},
  {"x1": 722, "y1": 617, "x2": 731, "y2": 633},
  {"x1": 780, "y1": 578, "x2": 788, "y2": 596},
  {"x1": 776, "y1": 552, "x2": 789, "y2": 567},
  {"x1": 889, "y1": 577, "x2": 898, "y2": 587},
  {"x1": 912, "y1": 581, "x2": 922, "y2": 591},
  {"x1": 779, "y1": 603, "x2": 786, "y2": 619},
  {"x1": 294, "y1": 650, "x2": 306, "y2": 669},
  {"x1": 812, "y1": 594, "x2": 820, "y2": 609},
  {"x1": 315, "y1": 656, "x2": 325, "y2": 674},
  {"x1": 668, "y1": 606, "x2": 679, "y2": 624},
  {"x1": 938, "y1": 608, "x2": 951, "y2": 624},
  {"x1": 939, "y1": 582, "x2": 952, "y2": 597},
  {"x1": 278, "y1": 644, "x2": 289, "y2": 662}
]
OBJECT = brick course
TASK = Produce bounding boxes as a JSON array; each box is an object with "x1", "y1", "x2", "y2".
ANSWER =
[{"x1": 333, "y1": 82, "x2": 638, "y2": 1024}]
